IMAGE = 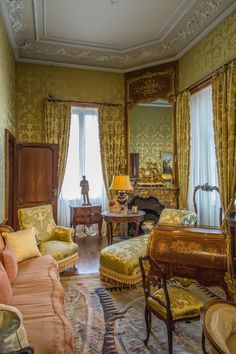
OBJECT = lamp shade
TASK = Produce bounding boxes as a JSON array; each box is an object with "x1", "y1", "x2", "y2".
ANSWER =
[{"x1": 110, "y1": 175, "x2": 133, "y2": 191}]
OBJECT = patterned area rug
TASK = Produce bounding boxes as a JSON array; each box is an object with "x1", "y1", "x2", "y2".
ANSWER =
[{"x1": 61, "y1": 274, "x2": 222, "y2": 354}]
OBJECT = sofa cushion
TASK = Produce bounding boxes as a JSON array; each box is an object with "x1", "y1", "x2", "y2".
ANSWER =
[
  {"x1": 100, "y1": 234, "x2": 149, "y2": 285},
  {"x1": 0, "y1": 261, "x2": 13, "y2": 304},
  {"x1": 10, "y1": 255, "x2": 73, "y2": 354},
  {"x1": 159, "y1": 208, "x2": 197, "y2": 226},
  {"x1": 2, "y1": 228, "x2": 41, "y2": 263},
  {"x1": 0, "y1": 304, "x2": 29, "y2": 352},
  {"x1": 39, "y1": 240, "x2": 78, "y2": 261},
  {"x1": 2, "y1": 244, "x2": 18, "y2": 283},
  {"x1": 18, "y1": 205, "x2": 56, "y2": 244}
]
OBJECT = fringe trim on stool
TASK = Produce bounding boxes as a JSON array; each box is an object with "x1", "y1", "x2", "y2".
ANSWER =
[{"x1": 99, "y1": 265, "x2": 142, "y2": 287}]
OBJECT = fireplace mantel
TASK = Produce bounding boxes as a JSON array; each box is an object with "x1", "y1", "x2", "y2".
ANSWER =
[{"x1": 129, "y1": 186, "x2": 179, "y2": 209}]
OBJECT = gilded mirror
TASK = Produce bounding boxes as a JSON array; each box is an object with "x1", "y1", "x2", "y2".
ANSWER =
[
  {"x1": 125, "y1": 61, "x2": 178, "y2": 187},
  {"x1": 129, "y1": 99, "x2": 175, "y2": 186}
]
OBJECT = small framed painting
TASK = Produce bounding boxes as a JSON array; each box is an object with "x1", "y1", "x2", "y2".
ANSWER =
[{"x1": 163, "y1": 151, "x2": 173, "y2": 174}]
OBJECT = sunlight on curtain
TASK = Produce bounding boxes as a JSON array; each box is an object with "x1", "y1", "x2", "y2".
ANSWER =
[
  {"x1": 187, "y1": 85, "x2": 221, "y2": 226},
  {"x1": 59, "y1": 107, "x2": 108, "y2": 227}
]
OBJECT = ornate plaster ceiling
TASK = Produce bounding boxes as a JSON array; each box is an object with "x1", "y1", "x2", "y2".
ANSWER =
[{"x1": 1, "y1": 0, "x2": 235, "y2": 72}]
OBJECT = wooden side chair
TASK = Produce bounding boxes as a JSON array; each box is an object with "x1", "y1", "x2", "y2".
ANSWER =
[
  {"x1": 139, "y1": 255, "x2": 214, "y2": 354},
  {"x1": 193, "y1": 183, "x2": 222, "y2": 226}
]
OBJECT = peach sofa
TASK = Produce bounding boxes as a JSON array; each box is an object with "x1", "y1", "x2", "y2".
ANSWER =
[{"x1": 0, "y1": 226, "x2": 73, "y2": 354}]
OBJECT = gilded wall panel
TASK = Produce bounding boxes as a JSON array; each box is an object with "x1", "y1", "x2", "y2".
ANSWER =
[
  {"x1": 179, "y1": 11, "x2": 236, "y2": 91},
  {"x1": 15, "y1": 63, "x2": 125, "y2": 142},
  {"x1": 130, "y1": 106, "x2": 172, "y2": 173},
  {"x1": 0, "y1": 14, "x2": 15, "y2": 221}
]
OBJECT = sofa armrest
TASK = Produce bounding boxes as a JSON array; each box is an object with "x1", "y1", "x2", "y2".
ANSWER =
[{"x1": 52, "y1": 226, "x2": 74, "y2": 243}]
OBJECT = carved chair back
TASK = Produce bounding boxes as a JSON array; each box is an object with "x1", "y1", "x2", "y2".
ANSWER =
[{"x1": 193, "y1": 183, "x2": 222, "y2": 226}]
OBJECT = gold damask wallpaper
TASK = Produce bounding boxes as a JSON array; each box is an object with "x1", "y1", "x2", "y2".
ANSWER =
[
  {"x1": 130, "y1": 105, "x2": 172, "y2": 174},
  {"x1": 15, "y1": 63, "x2": 125, "y2": 142},
  {"x1": 179, "y1": 10, "x2": 236, "y2": 91},
  {"x1": 0, "y1": 14, "x2": 15, "y2": 222}
]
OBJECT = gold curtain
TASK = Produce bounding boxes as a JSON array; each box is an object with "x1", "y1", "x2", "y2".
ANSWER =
[
  {"x1": 176, "y1": 91, "x2": 191, "y2": 209},
  {"x1": 98, "y1": 105, "x2": 126, "y2": 199},
  {"x1": 45, "y1": 102, "x2": 71, "y2": 195},
  {"x1": 212, "y1": 61, "x2": 236, "y2": 217}
]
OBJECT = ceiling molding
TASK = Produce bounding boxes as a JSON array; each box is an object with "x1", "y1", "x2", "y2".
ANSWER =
[{"x1": 1, "y1": 0, "x2": 235, "y2": 72}]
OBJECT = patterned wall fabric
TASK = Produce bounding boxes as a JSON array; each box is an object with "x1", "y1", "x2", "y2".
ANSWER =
[
  {"x1": 15, "y1": 63, "x2": 125, "y2": 143},
  {"x1": 130, "y1": 106, "x2": 172, "y2": 172},
  {"x1": 179, "y1": 11, "x2": 236, "y2": 91},
  {"x1": 0, "y1": 15, "x2": 15, "y2": 222}
]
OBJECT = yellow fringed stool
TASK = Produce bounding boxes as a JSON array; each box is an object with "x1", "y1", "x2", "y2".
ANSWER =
[{"x1": 100, "y1": 234, "x2": 149, "y2": 286}]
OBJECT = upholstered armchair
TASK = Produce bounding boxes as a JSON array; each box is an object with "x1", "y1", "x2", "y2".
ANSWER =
[
  {"x1": 201, "y1": 299, "x2": 236, "y2": 354},
  {"x1": 18, "y1": 205, "x2": 79, "y2": 272},
  {"x1": 0, "y1": 304, "x2": 34, "y2": 354}
]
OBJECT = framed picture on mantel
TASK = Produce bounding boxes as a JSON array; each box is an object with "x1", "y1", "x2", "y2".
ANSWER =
[{"x1": 163, "y1": 151, "x2": 173, "y2": 174}]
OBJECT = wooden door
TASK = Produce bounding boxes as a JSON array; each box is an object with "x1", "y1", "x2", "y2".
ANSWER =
[
  {"x1": 5, "y1": 129, "x2": 16, "y2": 226},
  {"x1": 13, "y1": 143, "x2": 58, "y2": 229}
]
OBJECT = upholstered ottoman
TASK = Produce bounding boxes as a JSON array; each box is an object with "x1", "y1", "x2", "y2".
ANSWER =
[
  {"x1": 99, "y1": 208, "x2": 197, "y2": 286},
  {"x1": 100, "y1": 234, "x2": 149, "y2": 286}
]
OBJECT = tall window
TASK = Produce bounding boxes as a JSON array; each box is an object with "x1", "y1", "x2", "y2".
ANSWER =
[
  {"x1": 59, "y1": 107, "x2": 107, "y2": 226},
  {"x1": 188, "y1": 85, "x2": 221, "y2": 226}
]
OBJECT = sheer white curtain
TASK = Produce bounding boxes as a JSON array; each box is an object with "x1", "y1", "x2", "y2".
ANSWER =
[
  {"x1": 58, "y1": 107, "x2": 108, "y2": 227},
  {"x1": 188, "y1": 85, "x2": 221, "y2": 226}
]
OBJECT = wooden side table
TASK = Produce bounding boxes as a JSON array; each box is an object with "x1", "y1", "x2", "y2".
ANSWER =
[
  {"x1": 102, "y1": 210, "x2": 145, "y2": 245},
  {"x1": 70, "y1": 205, "x2": 103, "y2": 240}
]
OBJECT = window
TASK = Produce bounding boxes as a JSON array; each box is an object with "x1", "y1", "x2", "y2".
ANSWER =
[
  {"x1": 59, "y1": 107, "x2": 107, "y2": 226},
  {"x1": 188, "y1": 85, "x2": 221, "y2": 226}
]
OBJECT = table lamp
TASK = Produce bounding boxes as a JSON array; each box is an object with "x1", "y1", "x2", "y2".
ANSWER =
[{"x1": 110, "y1": 175, "x2": 133, "y2": 206}]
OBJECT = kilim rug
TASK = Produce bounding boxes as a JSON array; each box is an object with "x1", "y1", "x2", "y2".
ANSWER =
[{"x1": 61, "y1": 274, "x2": 224, "y2": 354}]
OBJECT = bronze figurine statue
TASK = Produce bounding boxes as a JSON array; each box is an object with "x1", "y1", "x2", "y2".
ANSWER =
[{"x1": 80, "y1": 175, "x2": 91, "y2": 205}]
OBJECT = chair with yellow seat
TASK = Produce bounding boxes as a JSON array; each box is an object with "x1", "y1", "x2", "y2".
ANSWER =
[
  {"x1": 139, "y1": 255, "x2": 218, "y2": 354},
  {"x1": 18, "y1": 204, "x2": 79, "y2": 272}
]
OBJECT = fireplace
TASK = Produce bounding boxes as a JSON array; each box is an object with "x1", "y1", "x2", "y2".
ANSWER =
[
  {"x1": 128, "y1": 195, "x2": 165, "y2": 235},
  {"x1": 128, "y1": 196, "x2": 164, "y2": 222},
  {"x1": 127, "y1": 186, "x2": 179, "y2": 234}
]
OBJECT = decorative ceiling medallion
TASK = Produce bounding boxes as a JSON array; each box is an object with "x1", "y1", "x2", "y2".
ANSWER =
[
  {"x1": 1, "y1": 0, "x2": 235, "y2": 71},
  {"x1": 110, "y1": 0, "x2": 119, "y2": 6}
]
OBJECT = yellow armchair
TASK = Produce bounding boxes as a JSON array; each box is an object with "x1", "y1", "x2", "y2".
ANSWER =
[{"x1": 18, "y1": 205, "x2": 79, "y2": 272}]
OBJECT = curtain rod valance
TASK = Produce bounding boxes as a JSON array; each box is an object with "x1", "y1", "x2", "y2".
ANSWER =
[
  {"x1": 45, "y1": 97, "x2": 123, "y2": 108},
  {"x1": 181, "y1": 58, "x2": 236, "y2": 94}
]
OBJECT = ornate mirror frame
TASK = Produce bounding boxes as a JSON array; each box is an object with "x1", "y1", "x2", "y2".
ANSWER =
[{"x1": 125, "y1": 61, "x2": 178, "y2": 186}]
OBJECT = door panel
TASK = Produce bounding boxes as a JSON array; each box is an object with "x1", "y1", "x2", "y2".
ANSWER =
[
  {"x1": 5, "y1": 129, "x2": 16, "y2": 226},
  {"x1": 14, "y1": 143, "x2": 58, "y2": 228}
]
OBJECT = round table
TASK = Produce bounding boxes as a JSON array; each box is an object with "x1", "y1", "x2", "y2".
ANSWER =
[{"x1": 102, "y1": 210, "x2": 145, "y2": 245}]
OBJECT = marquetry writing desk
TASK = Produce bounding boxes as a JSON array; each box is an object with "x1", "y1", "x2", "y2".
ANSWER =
[
  {"x1": 102, "y1": 210, "x2": 145, "y2": 245},
  {"x1": 147, "y1": 225, "x2": 234, "y2": 300},
  {"x1": 70, "y1": 205, "x2": 103, "y2": 240}
]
